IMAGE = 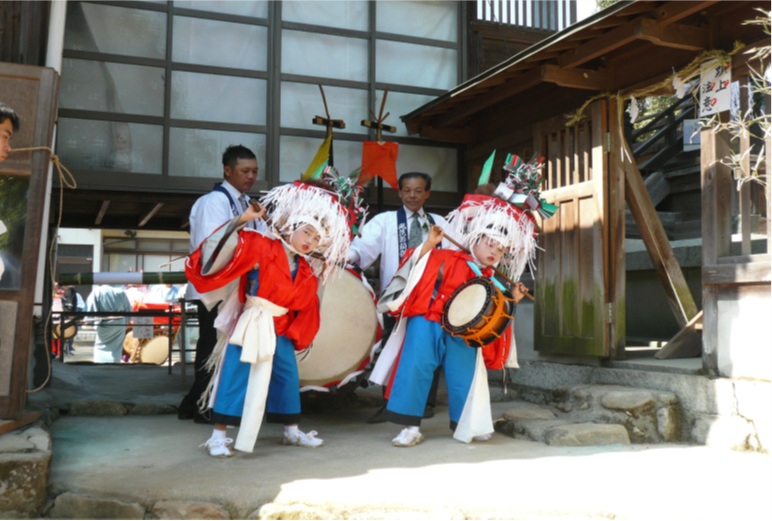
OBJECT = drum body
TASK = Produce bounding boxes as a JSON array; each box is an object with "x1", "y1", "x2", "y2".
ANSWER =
[
  {"x1": 53, "y1": 320, "x2": 78, "y2": 340},
  {"x1": 441, "y1": 277, "x2": 514, "y2": 348},
  {"x1": 297, "y1": 269, "x2": 380, "y2": 392}
]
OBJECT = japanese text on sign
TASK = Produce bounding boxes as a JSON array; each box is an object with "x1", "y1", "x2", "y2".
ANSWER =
[{"x1": 699, "y1": 60, "x2": 731, "y2": 117}]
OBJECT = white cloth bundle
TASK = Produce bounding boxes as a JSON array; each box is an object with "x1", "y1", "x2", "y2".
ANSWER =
[{"x1": 229, "y1": 295, "x2": 288, "y2": 364}]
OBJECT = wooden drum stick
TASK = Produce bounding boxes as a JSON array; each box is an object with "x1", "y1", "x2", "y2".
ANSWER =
[{"x1": 434, "y1": 226, "x2": 535, "y2": 301}]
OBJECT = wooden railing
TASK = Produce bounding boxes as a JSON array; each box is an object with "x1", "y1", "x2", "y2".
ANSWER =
[{"x1": 476, "y1": 0, "x2": 577, "y2": 32}]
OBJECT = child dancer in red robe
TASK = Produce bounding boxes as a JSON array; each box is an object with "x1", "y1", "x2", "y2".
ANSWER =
[
  {"x1": 371, "y1": 153, "x2": 545, "y2": 447},
  {"x1": 186, "y1": 172, "x2": 363, "y2": 458}
]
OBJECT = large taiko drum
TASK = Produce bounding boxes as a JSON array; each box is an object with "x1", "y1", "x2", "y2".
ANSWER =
[
  {"x1": 123, "y1": 331, "x2": 173, "y2": 364},
  {"x1": 441, "y1": 277, "x2": 514, "y2": 348},
  {"x1": 297, "y1": 269, "x2": 381, "y2": 392}
]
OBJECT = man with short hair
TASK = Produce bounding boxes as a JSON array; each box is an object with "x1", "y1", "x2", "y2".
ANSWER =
[
  {"x1": 178, "y1": 145, "x2": 266, "y2": 423},
  {"x1": 349, "y1": 172, "x2": 449, "y2": 423},
  {"x1": 0, "y1": 102, "x2": 20, "y2": 163}
]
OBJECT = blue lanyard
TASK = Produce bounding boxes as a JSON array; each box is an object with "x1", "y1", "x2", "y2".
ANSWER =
[{"x1": 466, "y1": 261, "x2": 507, "y2": 292}]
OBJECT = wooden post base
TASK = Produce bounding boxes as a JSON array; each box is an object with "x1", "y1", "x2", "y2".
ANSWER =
[{"x1": 0, "y1": 411, "x2": 44, "y2": 436}]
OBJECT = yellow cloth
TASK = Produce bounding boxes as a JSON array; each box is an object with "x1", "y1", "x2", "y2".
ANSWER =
[{"x1": 302, "y1": 135, "x2": 331, "y2": 181}]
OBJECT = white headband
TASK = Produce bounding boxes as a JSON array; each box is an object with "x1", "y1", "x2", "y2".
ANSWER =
[{"x1": 283, "y1": 215, "x2": 327, "y2": 243}]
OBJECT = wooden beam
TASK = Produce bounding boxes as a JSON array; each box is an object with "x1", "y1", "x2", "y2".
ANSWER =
[
  {"x1": 655, "y1": 310, "x2": 703, "y2": 359},
  {"x1": 94, "y1": 200, "x2": 110, "y2": 226},
  {"x1": 593, "y1": 15, "x2": 633, "y2": 30},
  {"x1": 623, "y1": 135, "x2": 699, "y2": 328},
  {"x1": 560, "y1": 17, "x2": 707, "y2": 70},
  {"x1": 417, "y1": 125, "x2": 475, "y2": 144},
  {"x1": 542, "y1": 64, "x2": 608, "y2": 90},
  {"x1": 432, "y1": 66, "x2": 544, "y2": 128},
  {"x1": 0, "y1": 411, "x2": 43, "y2": 436},
  {"x1": 616, "y1": 2, "x2": 657, "y2": 16},
  {"x1": 655, "y1": 1, "x2": 719, "y2": 26},
  {"x1": 703, "y1": 262, "x2": 772, "y2": 285},
  {"x1": 559, "y1": 18, "x2": 641, "y2": 69},
  {"x1": 637, "y1": 18, "x2": 709, "y2": 51},
  {"x1": 138, "y1": 203, "x2": 164, "y2": 228}
]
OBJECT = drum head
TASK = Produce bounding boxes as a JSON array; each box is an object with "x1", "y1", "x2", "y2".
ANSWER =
[
  {"x1": 138, "y1": 335, "x2": 169, "y2": 365},
  {"x1": 54, "y1": 322, "x2": 77, "y2": 340},
  {"x1": 298, "y1": 270, "x2": 378, "y2": 388},
  {"x1": 447, "y1": 283, "x2": 489, "y2": 328}
]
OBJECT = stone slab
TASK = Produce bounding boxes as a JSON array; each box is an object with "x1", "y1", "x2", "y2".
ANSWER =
[
  {"x1": 544, "y1": 423, "x2": 631, "y2": 447},
  {"x1": 0, "y1": 451, "x2": 51, "y2": 516},
  {"x1": 149, "y1": 500, "x2": 231, "y2": 520},
  {"x1": 68, "y1": 401, "x2": 127, "y2": 417},
  {"x1": 50, "y1": 493, "x2": 145, "y2": 520},
  {"x1": 0, "y1": 433, "x2": 35, "y2": 454},
  {"x1": 520, "y1": 419, "x2": 573, "y2": 442},
  {"x1": 128, "y1": 403, "x2": 177, "y2": 416},
  {"x1": 600, "y1": 391, "x2": 656, "y2": 411},
  {"x1": 501, "y1": 403, "x2": 556, "y2": 421}
]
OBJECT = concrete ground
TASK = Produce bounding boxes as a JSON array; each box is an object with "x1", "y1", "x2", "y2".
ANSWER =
[{"x1": 49, "y1": 406, "x2": 771, "y2": 520}]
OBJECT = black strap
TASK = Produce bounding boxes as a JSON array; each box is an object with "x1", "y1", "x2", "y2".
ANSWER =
[
  {"x1": 397, "y1": 207, "x2": 409, "y2": 259},
  {"x1": 212, "y1": 182, "x2": 254, "y2": 230},
  {"x1": 397, "y1": 208, "x2": 440, "y2": 260}
]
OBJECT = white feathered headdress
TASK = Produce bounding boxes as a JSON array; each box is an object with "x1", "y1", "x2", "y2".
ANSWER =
[
  {"x1": 260, "y1": 181, "x2": 351, "y2": 283},
  {"x1": 444, "y1": 194, "x2": 538, "y2": 281}
]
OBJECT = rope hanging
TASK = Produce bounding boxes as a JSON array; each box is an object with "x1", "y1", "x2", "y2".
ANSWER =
[
  {"x1": 565, "y1": 41, "x2": 747, "y2": 128},
  {"x1": 5, "y1": 146, "x2": 76, "y2": 393}
]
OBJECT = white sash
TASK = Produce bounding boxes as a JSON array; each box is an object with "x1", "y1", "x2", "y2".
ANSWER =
[
  {"x1": 230, "y1": 296, "x2": 288, "y2": 453},
  {"x1": 453, "y1": 349, "x2": 494, "y2": 443}
]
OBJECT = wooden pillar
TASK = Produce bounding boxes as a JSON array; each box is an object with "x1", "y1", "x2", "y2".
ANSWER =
[
  {"x1": 700, "y1": 122, "x2": 732, "y2": 375},
  {"x1": 738, "y1": 76, "x2": 752, "y2": 255},
  {"x1": 764, "y1": 95, "x2": 772, "y2": 255},
  {"x1": 608, "y1": 98, "x2": 626, "y2": 358},
  {"x1": 623, "y1": 132, "x2": 699, "y2": 329}
]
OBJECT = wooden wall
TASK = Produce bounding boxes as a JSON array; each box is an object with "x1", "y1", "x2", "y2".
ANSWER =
[{"x1": 0, "y1": 1, "x2": 50, "y2": 66}]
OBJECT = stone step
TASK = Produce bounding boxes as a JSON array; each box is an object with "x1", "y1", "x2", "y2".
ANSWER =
[{"x1": 495, "y1": 384, "x2": 681, "y2": 446}]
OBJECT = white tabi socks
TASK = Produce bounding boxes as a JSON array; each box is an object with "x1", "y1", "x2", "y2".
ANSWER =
[{"x1": 201, "y1": 428, "x2": 234, "y2": 458}]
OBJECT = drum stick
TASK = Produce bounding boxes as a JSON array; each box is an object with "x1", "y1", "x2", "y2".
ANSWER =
[
  {"x1": 435, "y1": 227, "x2": 535, "y2": 301},
  {"x1": 249, "y1": 200, "x2": 329, "y2": 263}
]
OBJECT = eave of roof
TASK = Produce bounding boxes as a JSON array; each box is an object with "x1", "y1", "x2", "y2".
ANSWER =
[{"x1": 401, "y1": 0, "x2": 637, "y2": 124}]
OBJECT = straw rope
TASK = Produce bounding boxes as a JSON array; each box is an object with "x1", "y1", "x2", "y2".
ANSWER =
[
  {"x1": 5, "y1": 146, "x2": 76, "y2": 393},
  {"x1": 565, "y1": 41, "x2": 747, "y2": 128}
]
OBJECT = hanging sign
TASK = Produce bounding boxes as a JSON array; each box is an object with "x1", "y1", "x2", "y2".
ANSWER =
[{"x1": 699, "y1": 59, "x2": 731, "y2": 117}]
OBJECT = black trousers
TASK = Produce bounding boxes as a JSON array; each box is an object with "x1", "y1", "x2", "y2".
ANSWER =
[
  {"x1": 178, "y1": 300, "x2": 219, "y2": 416},
  {"x1": 381, "y1": 313, "x2": 441, "y2": 408}
]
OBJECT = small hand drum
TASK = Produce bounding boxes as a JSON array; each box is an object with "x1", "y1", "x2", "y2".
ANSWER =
[{"x1": 441, "y1": 277, "x2": 514, "y2": 348}]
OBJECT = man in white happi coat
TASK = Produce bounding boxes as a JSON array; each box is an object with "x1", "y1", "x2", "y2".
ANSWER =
[
  {"x1": 348, "y1": 172, "x2": 450, "y2": 423},
  {"x1": 178, "y1": 145, "x2": 266, "y2": 424}
]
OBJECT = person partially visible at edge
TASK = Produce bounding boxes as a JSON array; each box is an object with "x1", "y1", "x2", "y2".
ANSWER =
[
  {"x1": 348, "y1": 172, "x2": 450, "y2": 424},
  {"x1": 0, "y1": 102, "x2": 19, "y2": 163},
  {"x1": 178, "y1": 145, "x2": 267, "y2": 424}
]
